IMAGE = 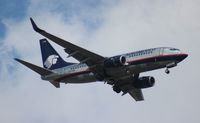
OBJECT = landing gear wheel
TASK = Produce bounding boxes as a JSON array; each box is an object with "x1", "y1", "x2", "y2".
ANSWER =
[
  {"x1": 113, "y1": 86, "x2": 121, "y2": 93},
  {"x1": 165, "y1": 68, "x2": 170, "y2": 74}
]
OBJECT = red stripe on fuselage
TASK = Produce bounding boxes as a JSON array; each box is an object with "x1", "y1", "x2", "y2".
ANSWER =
[
  {"x1": 55, "y1": 53, "x2": 187, "y2": 81},
  {"x1": 127, "y1": 53, "x2": 187, "y2": 63}
]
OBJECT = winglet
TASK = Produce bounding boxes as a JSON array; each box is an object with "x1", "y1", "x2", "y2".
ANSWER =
[{"x1": 30, "y1": 17, "x2": 44, "y2": 32}]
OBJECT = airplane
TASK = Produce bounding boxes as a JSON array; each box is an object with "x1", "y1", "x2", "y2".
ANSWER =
[{"x1": 15, "y1": 18, "x2": 188, "y2": 101}]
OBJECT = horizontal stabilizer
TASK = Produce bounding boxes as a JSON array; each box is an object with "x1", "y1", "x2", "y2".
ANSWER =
[
  {"x1": 50, "y1": 81, "x2": 60, "y2": 88},
  {"x1": 15, "y1": 58, "x2": 53, "y2": 76}
]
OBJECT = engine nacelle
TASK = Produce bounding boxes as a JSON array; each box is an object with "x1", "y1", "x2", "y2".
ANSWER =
[
  {"x1": 104, "y1": 55, "x2": 126, "y2": 68},
  {"x1": 133, "y1": 76, "x2": 155, "y2": 89}
]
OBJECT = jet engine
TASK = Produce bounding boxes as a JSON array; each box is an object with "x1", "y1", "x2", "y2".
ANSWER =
[
  {"x1": 133, "y1": 76, "x2": 155, "y2": 89},
  {"x1": 104, "y1": 55, "x2": 126, "y2": 68}
]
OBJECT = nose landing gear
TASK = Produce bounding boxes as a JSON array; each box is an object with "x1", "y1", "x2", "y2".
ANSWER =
[
  {"x1": 165, "y1": 68, "x2": 170, "y2": 74},
  {"x1": 165, "y1": 62, "x2": 177, "y2": 74}
]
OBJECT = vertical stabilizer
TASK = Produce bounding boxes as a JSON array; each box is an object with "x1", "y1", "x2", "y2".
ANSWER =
[{"x1": 40, "y1": 39, "x2": 74, "y2": 70}]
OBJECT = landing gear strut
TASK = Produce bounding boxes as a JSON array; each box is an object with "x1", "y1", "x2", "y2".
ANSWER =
[
  {"x1": 165, "y1": 68, "x2": 170, "y2": 74},
  {"x1": 165, "y1": 62, "x2": 177, "y2": 74}
]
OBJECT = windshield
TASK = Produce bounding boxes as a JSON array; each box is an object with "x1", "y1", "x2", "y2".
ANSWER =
[{"x1": 170, "y1": 48, "x2": 180, "y2": 51}]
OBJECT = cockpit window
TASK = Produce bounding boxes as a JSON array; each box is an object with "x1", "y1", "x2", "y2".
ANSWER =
[{"x1": 170, "y1": 48, "x2": 179, "y2": 51}]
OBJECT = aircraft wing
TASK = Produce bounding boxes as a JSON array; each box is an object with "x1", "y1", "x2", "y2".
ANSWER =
[
  {"x1": 121, "y1": 84, "x2": 144, "y2": 101},
  {"x1": 128, "y1": 87, "x2": 144, "y2": 101},
  {"x1": 30, "y1": 18, "x2": 105, "y2": 66},
  {"x1": 115, "y1": 77, "x2": 144, "y2": 101}
]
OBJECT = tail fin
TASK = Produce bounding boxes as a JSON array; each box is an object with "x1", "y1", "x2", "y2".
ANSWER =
[{"x1": 40, "y1": 39, "x2": 74, "y2": 70}]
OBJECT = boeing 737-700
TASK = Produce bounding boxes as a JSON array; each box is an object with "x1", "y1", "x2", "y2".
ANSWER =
[{"x1": 15, "y1": 18, "x2": 188, "y2": 101}]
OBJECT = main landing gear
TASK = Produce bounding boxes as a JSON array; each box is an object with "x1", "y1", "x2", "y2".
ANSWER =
[{"x1": 113, "y1": 85, "x2": 121, "y2": 93}]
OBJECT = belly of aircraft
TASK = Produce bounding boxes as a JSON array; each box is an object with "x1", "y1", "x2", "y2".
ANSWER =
[
  {"x1": 61, "y1": 60, "x2": 174, "y2": 83},
  {"x1": 129, "y1": 60, "x2": 172, "y2": 73},
  {"x1": 61, "y1": 72, "x2": 97, "y2": 83},
  {"x1": 106, "y1": 60, "x2": 173, "y2": 77}
]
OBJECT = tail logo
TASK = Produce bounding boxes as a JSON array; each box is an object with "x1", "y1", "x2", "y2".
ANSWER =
[{"x1": 44, "y1": 55, "x2": 59, "y2": 68}]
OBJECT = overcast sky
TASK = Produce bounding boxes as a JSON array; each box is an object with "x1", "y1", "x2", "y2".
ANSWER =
[{"x1": 0, "y1": 0, "x2": 200, "y2": 123}]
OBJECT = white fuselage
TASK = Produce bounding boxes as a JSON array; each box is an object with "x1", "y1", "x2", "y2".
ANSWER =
[{"x1": 42, "y1": 47, "x2": 187, "y2": 83}]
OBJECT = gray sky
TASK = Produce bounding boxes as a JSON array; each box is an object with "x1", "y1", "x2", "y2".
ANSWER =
[{"x1": 0, "y1": 0, "x2": 200, "y2": 123}]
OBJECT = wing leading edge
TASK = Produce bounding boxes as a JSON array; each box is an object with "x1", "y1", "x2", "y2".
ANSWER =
[{"x1": 30, "y1": 18, "x2": 105, "y2": 66}]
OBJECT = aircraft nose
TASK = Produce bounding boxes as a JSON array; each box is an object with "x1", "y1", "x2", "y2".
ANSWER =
[
  {"x1": 177, "y1": 53, "x2": 188, "y2": 62},
  {"x1": 182, "y1": 53, "x2": 188, "y2": 59}
]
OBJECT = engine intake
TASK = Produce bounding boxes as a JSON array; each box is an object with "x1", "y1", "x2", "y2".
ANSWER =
[
  {"x1": 133, "y1": 76, "x2": 155, "y2": 89},
  {"x1": 104, "y1": 55, "x2": 126, "y2": 68}
]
